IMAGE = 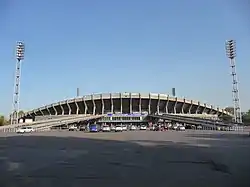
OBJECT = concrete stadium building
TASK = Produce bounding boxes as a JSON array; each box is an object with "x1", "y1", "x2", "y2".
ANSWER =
[{"x1": 20, "y1": 92, "x2": 230, "y2": 124}]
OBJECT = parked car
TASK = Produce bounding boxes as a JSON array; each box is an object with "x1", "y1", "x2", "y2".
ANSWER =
[
  {"x1": 140, "y1": 125, "x2": 147, "y2": 130},
  {"x1": 111, "y1": 126, "x2": 116, "y2": 131},
  {"x1": 102, "y1": 125, "x2": 111, "y2": 132},
  {"x1": 69, "y1": 125, "x2": 78, "y2": 131},
  {"x1": 177, "y1": 126, "x2": 185, "y2": 131},
  {"x1": 173, "y1": 125, "x2": 178, "y2": 130},
  {"x1": 130, "y1": 125, "x2": 137, "y2": 131},
  {"x1": 16, "y1": 126, "x2": 34, "y2": 133},
  {"x1": 197, "y1": 125, "x2": 202, "y2": 130},
  {"x1": 122, "y1": 125, "x2": 128, "y2": 131},
  {"x1": 115, "y1": 125, "x2": 123, "y2": 132},
  {"x1": 167, "y1": 123, "x2": 172, "y2": 129},
  {"x1": 89, "y1": 124, "x2": 100, "y2": 132}
]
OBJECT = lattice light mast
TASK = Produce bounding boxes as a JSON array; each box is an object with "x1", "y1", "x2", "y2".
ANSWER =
[
  {"x1": 11, "y1": 42, "x2": 25, "y2": 125},
  {"x1": 225, "y1": 40, "x2": 242, "y2": 123}
]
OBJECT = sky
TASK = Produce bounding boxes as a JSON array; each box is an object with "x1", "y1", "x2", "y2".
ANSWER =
[{"x1": 0, "y1": 0, "x2": 250, "y2": 116}]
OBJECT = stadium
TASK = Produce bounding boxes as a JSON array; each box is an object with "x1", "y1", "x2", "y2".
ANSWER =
[{"x1": 19, "y1": 92, "x2": 230, "y2": 126}]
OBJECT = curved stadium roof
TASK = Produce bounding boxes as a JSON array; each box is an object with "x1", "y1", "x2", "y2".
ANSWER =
[{"x1": 20, "y1": 92, "x2": 230, "y2": 118}]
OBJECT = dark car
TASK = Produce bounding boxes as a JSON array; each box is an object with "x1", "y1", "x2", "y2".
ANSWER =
[{"x1": 89, "y1": 124, "x2": 100, "y2": 132}]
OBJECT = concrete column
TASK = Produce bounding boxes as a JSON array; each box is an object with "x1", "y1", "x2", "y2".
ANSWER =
[
  {"x1": 39, "y1": 108, "x2": 45, "y2": 116},
  {"x1": 157, "y1": 94, "x2": 160, "y2": 114},
  {"x1": 209, "y1": 105, "x2": 213, "y2": 114},
  {"x1": 60, "y1": 102, "x2": 64, "y2": 115},
  {"x1": 75, "y1": 99, "x2": 79, "y2": 115},
  {"x1": 101, "y1": 94, "x2": 104, "y2": 114},
  {"x1": 196, "y1": 102, "x2": 200, "y2": 114},
  {"x1": 120, "y1": 93, "x2": 122, "y2": 113},
  {"x1": 201, "y1": 103, "x2": 206, "y2": 114},
  {"x1": 110, "y1": 93, "x2": 114, "y2": 113},
  {"x1": 216, "y1": 107, "x2": 220, "y2": 116},
  {"x1": 139, "y1": 93, "x2": 142, "y2": 113},
  {"x1": 52, "y1": 104, "x2": 57, "y2": 115},
  {"x1": 148, "y1": 93, "x2": 151, "y2": 114},
  {"x1": 67, "y1": 100, "x2": 71, "y2": 115},
  {"x1": 130, "y1": 93, "x2": 132, "y2": 114},
  {"x1": 92, "y1": 95, "x2": 96, "y2": 115},
  {"x1": 165, "y1": 96, "x2": 169, "y2": 113},
  {"x1": 46, "y1": 106, "x2": 51, "y2": 115},
  {"x1": 181, "y1": 99, "x2": 185, "y2": 114},
  {"x1": 83, "y1": 97, "x2": 88, "y2": 115},
  {"x1": 188, "y1": 100, "x2": 193, "y2": 114},
  {"x1": 174, "y1": 97, "x2": 177, "y2": 114}
]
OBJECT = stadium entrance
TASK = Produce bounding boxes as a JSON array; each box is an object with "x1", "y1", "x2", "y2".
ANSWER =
[{"x1": 97, "y1": 113, "x2": 148, "y2": 125}]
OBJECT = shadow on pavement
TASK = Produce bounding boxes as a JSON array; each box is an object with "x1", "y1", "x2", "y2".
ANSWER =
[
  {"x1": 0, "y1": 134, "x2": 249, "y2": 187},
  {"x1": 185, "y1": 131, "x2": 249, "y2": 141}
]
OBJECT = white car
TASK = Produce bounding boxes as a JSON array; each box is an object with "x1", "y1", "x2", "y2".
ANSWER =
[
  {"x1": 122, "y1": 125, "x2": 127, "y2": 131},
  {"x1": 130, "y1": 125, "x2": 137, "y2": 131},
  {"x1": 173, "y1": 125, "x2": 178, "y2": 130},
  {"x1": 69, "y1": 125, "x2": 78, "y2": 131},
  {"x1": 197, "y1": 125, "x2": 202, "y2": 130},
  {"x1": 140, "y1": 125, "x2": 147, "y2": 130},
  {"x1": 102, "y1": 125, "x2": 111, "y2": 132},
  {"x1": 115, "y1": 125, "x2": 123, "y2": 132},
  {"x1": 177, "y1": 126, "x2": 185, "y2": 131},
  {"x1": 16, "y1": 126, "x2": 34, "y2": 133},
  {"x1": 111, "y1": 126, "x2": 116, "y2": 131}
]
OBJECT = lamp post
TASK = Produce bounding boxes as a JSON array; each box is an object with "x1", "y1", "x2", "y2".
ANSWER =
[
  {"x1": 11, "y1": 42, "x2": 25, "y2": 125},
  {"x1": 225, "y1": 40, "x2": 242, "y2": 124}
]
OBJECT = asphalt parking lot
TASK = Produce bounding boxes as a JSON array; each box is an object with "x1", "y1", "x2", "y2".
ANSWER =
[{"x1": 0, "y1": 130, "x2": 249, "y2": 187}]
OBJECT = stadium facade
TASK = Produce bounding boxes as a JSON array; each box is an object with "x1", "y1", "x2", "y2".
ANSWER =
[{"x1": 20, "y1": 92, "x2": 229, "y2": 124}]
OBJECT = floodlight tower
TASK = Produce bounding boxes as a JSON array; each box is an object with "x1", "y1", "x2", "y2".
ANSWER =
[
  {"x1": 11, "y1": 42, "x2": 25, "y2": 125},
  {"x1": 225, "y1": 40, "x2": 242, "y2": 123}
]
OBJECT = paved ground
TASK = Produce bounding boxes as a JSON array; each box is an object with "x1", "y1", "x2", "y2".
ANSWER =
[{"x1": 0, "y1": 130, "x2": 249, "y2": 187}]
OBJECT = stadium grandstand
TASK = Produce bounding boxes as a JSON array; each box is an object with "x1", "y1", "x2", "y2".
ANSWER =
[{"x1": 19, "y1": 92, "x2": 231, "y2": 125}]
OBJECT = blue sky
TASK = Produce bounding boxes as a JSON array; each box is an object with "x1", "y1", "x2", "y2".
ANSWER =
[{"x1": 1, "y1": 0, "x2": 250, "y2": 116}]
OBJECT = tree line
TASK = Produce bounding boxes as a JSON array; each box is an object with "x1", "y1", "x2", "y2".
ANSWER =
[
  {"x1": 222, "y1": 107, "x2": 250, "y2": 124},
  {"x1": 0, "y1": 111, "x2": 24, "y2": 126},
  {"x1": 0, "y1": 115, "x2": 9, "y2": 126}
]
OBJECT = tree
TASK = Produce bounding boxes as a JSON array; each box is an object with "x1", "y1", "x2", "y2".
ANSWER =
[
  {"x1": 220, "y1": 114, "x2": 233, "y2": 122},
  {"x1": 19, "y1": 110, "x2": 24, "y2": 116},
  {"x1": 224, "y1": 107, "x2": 234, "y2": 115},
  {"x1": 242, "y1": 110, "x2": 250, "y2": 125},
  {"x1": 0, "y1": 115, "x2": 8, "y2": 126},
  {"x1": 9, "y1": 110, "x2": 25, "y2": 121}
]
